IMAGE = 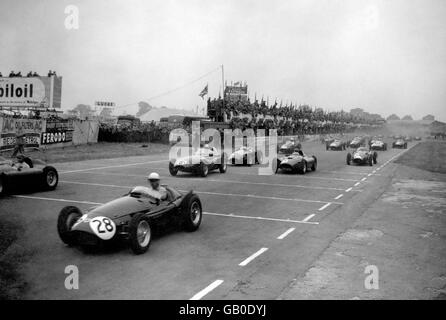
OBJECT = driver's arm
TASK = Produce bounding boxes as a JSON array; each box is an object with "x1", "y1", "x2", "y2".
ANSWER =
[{"x1": 159, "y1": 186, "x2": 168, "y2": 200}]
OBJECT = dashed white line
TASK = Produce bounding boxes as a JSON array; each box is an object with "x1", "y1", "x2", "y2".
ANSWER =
[
  {"x1": 334, "y1": 194, "x2": 343, "y2": 200},
  {"x1": 12, "y1": 195, "x2": 102, "y2": 205},
  {"x1": 190, "y1": 280, "x2": 224, "y2": 300},
  {"x1": 239, "y1": 248, "x2": 268, "y2": 266},
  {"x1": 302, "y1": 214, "x2": 316, "y2": 222},
  {"x1": 205, "y1": 212, "x2": 319, "y2": 224},
  {"x1": 361, "y1": 177, "x2": 367, "y2": 181},
  {"x1": 367, "y1": 173, "x2": 372, "y2": 177},
  {"x1": 277, "y1": 228, "x2": 296, "y2": 240},
  {"x1": 60, "y1": 159, "x2": 166, "y2": 174},
  {"x1": 354, "y1": 182, "x2": 361, "y2": 186},
  {"x1": 318, "y1": 202, "x2": 331, "y2": 211},
  {"x1": 345, "y1": 187, "x2": 353, "y2": 192}
]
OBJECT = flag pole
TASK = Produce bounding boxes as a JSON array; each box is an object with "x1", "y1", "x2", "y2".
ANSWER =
[{"x1": 221, "y1": 64, "x2": 225, "y2": 109}]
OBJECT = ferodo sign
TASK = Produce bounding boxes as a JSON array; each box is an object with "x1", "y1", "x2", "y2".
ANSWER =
[
  {"x1": 41, "y1": 131, "x2": 73, "y2": 144},
  {"x1": 0, "y1": 77, "x2": 46, "y2": 106}
]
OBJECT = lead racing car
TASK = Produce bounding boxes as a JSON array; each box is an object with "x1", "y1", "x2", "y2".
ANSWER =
[
  {"x1": 57, "y1": 186, "x2": 202, "y2": 254},
  {"x1": 169, "y1": 145, "x2": 227, "y2": 177},
  {"x1": 0, "y1": 156, "x2": 58, "y2": 194},
  {"x1": 348, "y1": 136, "x2": 366, "y2": 149},
  {"x1": 346, "y1": 147, "x2": 378, "y2": 166},
  {"x1": 274, "y1": 148, "x2": 317, "y2": 174}
]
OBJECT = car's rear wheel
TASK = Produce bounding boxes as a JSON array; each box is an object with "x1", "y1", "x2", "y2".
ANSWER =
[
  {"x1": 373, "y1": 152, "x2": 378, "y2": 164},
  {"x1": 311, "y1": 158, "x2": 317, "y2": 171},
  {"x1": 200, "y1": 162, "x2": 209, "y2": 177},
  {"x1": 57, "y1": 206, "x2": 82, "y2": 246},
  {"x1": 43, "y1": 166, "x2": 58, "y2": 190},
  {"x1": 182, "y1": 194, "x2": 202, "y2": 232},
  {"x1": 169, "y1": 162, "x2": 178, "y2": 176},
  {"x1": 255, "y1": 152, "x2": 263, "y2": 165},
  {"x1": 346, "y1": 153, "x2": 352, "y2": 165},
  {"x1": 369, "y1": 156, "x2": 373, "y2": 166},
  {"x1": 219, "y1": 154, "x2": 227, "y2": 173},
  {"x1": 300, "y1": 161, "x2": 307, "y2": 174},
  {"x1": 129, "y1": 213, "x2": 152, "y2": 254}
]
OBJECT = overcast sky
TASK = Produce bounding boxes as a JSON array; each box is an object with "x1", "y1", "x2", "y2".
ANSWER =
[{"x1": 1, "y1": 0, "x2": 445, "y2": 120}]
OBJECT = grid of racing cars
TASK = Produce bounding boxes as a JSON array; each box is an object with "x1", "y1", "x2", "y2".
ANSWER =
[{"x1": 0, "y1": 133, "x2": 417, "y2": 255}]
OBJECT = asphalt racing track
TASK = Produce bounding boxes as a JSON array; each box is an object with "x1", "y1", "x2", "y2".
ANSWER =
[{"x1": 0, "y1": 139, "x2": 417, "y2": 299}]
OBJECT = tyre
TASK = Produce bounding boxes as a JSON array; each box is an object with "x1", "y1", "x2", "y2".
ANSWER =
[
  {"x1": 369, "y1": 156, "x2": 373, "y2": 166},
  {"x1": 57, "y1": 206, "x2": 82, "y2": 246},
  {"x1": 199, "y1": 162, "x2": 209, "y2": 177},
  {"x1": 311, "y1": 157, "x2": 317, "y2": 171},
  {"x1": 181, "y1": 194, "x2": 202, "y2": 232},
  {"x1": 219, "y1": 154, "x2": 227, "y2": 173},
  {"x1": 346, "y1": 153, "x2": 352, "y2": 165},
  {"x1": 0, "y1": 174, "x2": 5, "y2": 195},
  {"x1": 255, "y1": 152, "x2": 263, "y2": 165},
  {"x1": 42, "y1": 166, "x2": 58, "y2": 190},
  {"x1": 300, "y1": 161, "x2": 307, "y2": 174},
  {"x1": 129, "y1": 213, "x2": 152, "y2": 254},
  {"x1": 169, "y1": 162, "x2": 178, "y2": 176},
  {"x1": 273, "y1": 158, "x2": 279, "y2": 174},
  {"x1": 404, "y1": 143, "x2": 407, "y2": 149},
  {"x1": 373, "y1": 152, "x2": 378, "y2": 164}
]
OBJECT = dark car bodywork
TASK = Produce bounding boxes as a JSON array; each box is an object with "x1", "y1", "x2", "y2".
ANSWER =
[
  {"x1": 169, "y1": 146, "x2": 227, "y2": 177},
  {"x1": 275, "y1": 149, "x2": 317, "y2": 174},
  {"x1": 277, "y1": 140, "x2": 300, "y2": 156},
  {"x1": 327, "y1": 139, "x2": 347, "y2": 151},
  {"x1": 0, "y1": 156, "x2": 58, "y2": 194},
  {"x1": 346, "y1": 147, "x2": 377, "y2": 166},
  {"x1": 349, "y1": 137, "x2": 366, "y2": 148},
  {"x1": 57, "y1": 186, "x2": 202, "y2": 254}
]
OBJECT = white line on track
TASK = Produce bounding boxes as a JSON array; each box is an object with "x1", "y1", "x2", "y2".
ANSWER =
[
  {"x1": 190, "y1": 280, "x2": 224, "y2": 300},
  {"x1": 204, "y1": 212, "x2": 319, "y2": 225},
  {"x1": 334, "y1": 194, "x2": 343, "y2": 200},
  {"x1": 302, "y1": 214, "x2": 316, "y2": 222},
  {"x1": 345, "y1": 187, "x2": 353, "y2": 192},
  {"x1": 12, "y1": 195, "x2": 102, "y2": 205},
  {"x1": 319, "y1": 170, "x2": 381, "y2": 176},
  {"x1": 361, "y1": 177, "x2": 367, "y2": 181},
  {"x1": 318, "y1": 202, "x2": 331, "y2": 211},
  {"x1": 59, "y1": 180, "x2": 343, "y2": 205},
  {"x1": 367, "y1": 173, "x2": 372, "y2": 177},
  {"x1": 59, "y1": 160, "x2": 166, "y2": 174},
  {"x1": 239, "y1": 248, "x2": 268, "y2": 266},
  {"x1": 354, "y1": 182, "x2": 361, "y2": 186},
  {"x1": 277, "y1": 228, "x2": 296, "y2": 240}
]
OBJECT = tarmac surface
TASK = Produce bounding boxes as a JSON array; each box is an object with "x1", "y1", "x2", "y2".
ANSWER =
[{"x1": 1, "y1": 139, "x2": 445, "y2": 299}]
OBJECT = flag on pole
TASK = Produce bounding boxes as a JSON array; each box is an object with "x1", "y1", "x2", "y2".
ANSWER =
[{"x1": 199, "y1": 84, "x2": 208, "y2": 99}]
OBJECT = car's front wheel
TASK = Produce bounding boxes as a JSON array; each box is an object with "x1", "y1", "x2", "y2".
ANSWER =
[
  {"x1": 129, "y1": 213, "x2": 152, "y2": 255},
  {"x1": 182, "y1": 194, "x2": 202, "y2": 232},
  {"x1": 57, "y1": 206, "x2": 82, "y2": 246},
  {"x1": 43, "y1": 166, "x2": 58, "y2": 190},
  {"x1": 200, "y1": 162, "x2": 209, "y2": 177},
  {"x1": 169, "y1": 162, "x2": 178, "y2": 176}
]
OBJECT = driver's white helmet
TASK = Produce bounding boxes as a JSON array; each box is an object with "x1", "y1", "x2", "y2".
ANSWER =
[{"x1": 147, "y1": 172, "x2": 160, "y2": 180}]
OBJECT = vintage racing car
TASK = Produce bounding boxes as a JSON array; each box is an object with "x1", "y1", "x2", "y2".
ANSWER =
[
  {"x1": 346, "y1": 147, "x2": 378, "y2": 166},
  {"x1": 348, "y1": 136, "x2": 366, "y2": 148},
  {"x1": 274, "y1": 148, "x2": 317, "y2": 174},
  {"x1": 392, "y1": 139, "x2": 407, "y2": 149},
  {"x1": 57, "y1": 186, "x2": 202, "y2": 254},
  {"x1": 369, "y1": 139, "x2": 388, "y2": 151},
  {"x1": 277, "y1": 139, "x2": 301, "y2": 155},
  {"x1": 0, "y1": 156, "x2": 58, "y2": 194},
  {"x1": 326, "y1": 139, "x2": 347, "y2": 151},
  {"x1": 169, "y1": 145, "x2": 227, "y2": 177},
  {"x1": 229, "y1": 146, "x2": 263, "y2": 165}
]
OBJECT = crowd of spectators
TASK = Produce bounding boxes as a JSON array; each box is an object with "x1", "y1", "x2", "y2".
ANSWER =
[
  {"x1": 98, "y1": 120, "x2": 175, "y2": 143},
  {"x1": 207, "y1": 97, "x2": 384, "y2": 136}
]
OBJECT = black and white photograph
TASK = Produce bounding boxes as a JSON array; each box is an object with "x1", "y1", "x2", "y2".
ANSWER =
[{"x1": 1, "y1": 0, "x2": 445, "y2": 308}]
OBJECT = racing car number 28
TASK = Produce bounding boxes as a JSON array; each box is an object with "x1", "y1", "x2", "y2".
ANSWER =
[{"x1": 89, "y1": 216, "x2": 116, "y2": 240}]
